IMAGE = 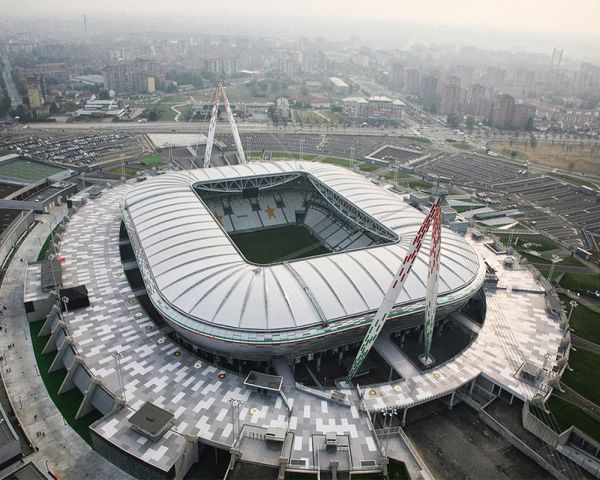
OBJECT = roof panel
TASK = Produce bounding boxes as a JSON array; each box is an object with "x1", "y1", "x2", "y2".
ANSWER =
[{"x1": 123, "y1": 161, "x2": 482, "y2": 332}]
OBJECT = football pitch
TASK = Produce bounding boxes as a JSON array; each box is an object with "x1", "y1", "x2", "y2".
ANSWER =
[{"x1": 230, "y1": 225, "x2": 329, "y2": 264}]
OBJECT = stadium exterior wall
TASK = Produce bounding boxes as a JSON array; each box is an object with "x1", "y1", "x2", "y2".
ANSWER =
[{"x1": 122, "y1": 209, "x2": 485, "y2": 359}]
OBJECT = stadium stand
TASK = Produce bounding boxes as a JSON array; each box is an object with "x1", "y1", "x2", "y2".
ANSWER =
[{"x1": 203, "y1": 185, "x2": 375, "y2": 260}]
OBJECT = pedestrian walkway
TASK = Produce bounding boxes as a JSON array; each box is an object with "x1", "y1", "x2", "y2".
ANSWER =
[
  {"x1": 571, "y1": 334, "x2": 600, "y2": 355},
  {"x1": 374, "y1": 335, "x2": 420, "y2": 379},
  {"x1": 0, "y1": 208, "x2": 130, "y2": 480}
]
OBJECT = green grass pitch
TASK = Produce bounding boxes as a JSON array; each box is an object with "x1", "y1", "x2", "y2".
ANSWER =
[{"x1": 230, "y1": 225, "x2": 329, "y2": 264}]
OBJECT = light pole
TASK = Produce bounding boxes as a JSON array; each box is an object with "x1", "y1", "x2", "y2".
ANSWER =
[
  {"x1": 548, "y1": 255, "x2": 561, "y2": 282},
  {"x1": 383, "y1": 408, "x2": 397, "y2": 454},
  {"x1": 112, "y1": 351, "x2": 125, "y2": 402},
  {"x1": 61, "y1": 296, "x2": 70, "y2": 318},
  {"x1": 568, "y1": 301, "x2": 578, "y2": 322},
  {"x1": 228, "y1": 399, "x2": 243, "y2": 444}
]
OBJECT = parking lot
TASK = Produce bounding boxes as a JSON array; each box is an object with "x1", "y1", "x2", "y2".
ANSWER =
[
  {"x1": 495, "y1": 176, "x2": 600, "y2": 250},
  {"x1": 416, "y1": 152, "x2": 526, "y2": 188},
  {"x1": 0, "y1": 132, "x2": 144, "y2": 167},
  {"x1": 215, "y1": 132, "x2": 431, "y2": 160},
  {"x1": 417, "y1": 152, "x2": 600, "y2": 253}
]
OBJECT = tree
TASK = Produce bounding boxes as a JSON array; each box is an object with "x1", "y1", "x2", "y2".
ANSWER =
[
  {"x1": 524, "y1": 117, "x2": 535, "y2": 132},
  {"x1": 98, "y1": 89, "x2": 110, "y2": 100},
  {"x1": 146, "y1": 108, "x2": 159, "y2": 121},
  {"x1": 49, "y1": 102, "x2": 59, "y2": 115},
  {"x1": 447, "y1": 112, "x2": 461, "y2": 129},
  {"x1": 11, "y1": 104, "x2": 32, "y2": 122},
  {"x1": 465, "y1": 115, "x2": 475, "y2": 132},
  {"x1": 529, "y1": 135, "x2": 538, "y2": 149}
]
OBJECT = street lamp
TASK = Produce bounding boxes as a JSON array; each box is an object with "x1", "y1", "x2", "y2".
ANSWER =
[
  {"x1": 568, "y1": 301, "x2": 578, "y2": 322},
  {"x1": 61, "y1": 296, "x2": 70, "y2": 316},
  {"x1": 548, "y1": 255, "x2": 561, "y2": 282}
]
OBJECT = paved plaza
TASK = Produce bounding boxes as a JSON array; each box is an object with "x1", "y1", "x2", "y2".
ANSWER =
[{"x1": 11, "y1": 182, "x2": 567, "y2": 477}]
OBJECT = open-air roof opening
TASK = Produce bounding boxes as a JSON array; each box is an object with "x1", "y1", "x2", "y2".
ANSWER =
[{"x1": 192, "y1": 171, "x2": 399, "y2": 265}]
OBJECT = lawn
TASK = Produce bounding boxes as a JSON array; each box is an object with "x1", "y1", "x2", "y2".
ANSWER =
[
  {"x1": 541, "y1": 395, "x2": 600, "y2": 442},
  {"x1": 319, "y1": 109, "x2": 346, "y2": 124},
  {"x1": 559, "y1": 293, "x2": 600, "y2": 345},
  {"x1": 560, "y1": 272, "x2": 600, "y2": 292},
  {"x1": 105, "y1": 160, "x2": 169, "y2": 177},
  {"x1": 29, "y1": 320, "x2": 103, "y2": 444},
  {"x1": 140, "y1": 155, "x2": 161, "y2": 165},
  {"x1": 247, "y1": 151, "x2": 317, "y2": 161},
  {"x1": 319, "y1": 156, "x2": 378, "y2": 171},
  {"x1": 496, "y1": 234, "x2": 559, "y2": 252},
  {"x1": 520, "y1": 252, "x2": 551, "y2": 265},
  {"x1": 453, "y1": 205, "x2": 479, "y2": 213},
  {"x1": 401, "y1": 135, "x2": 432, "y2": 144},
  {"x1": 558, "y1": 255, "x2": 587, "y2": 268},
  {"x1": 230, "y1": 225, "x2": 328, "y2": 264},
  {"x1": 0, "y1": 158, "x2": 66, "y2": 183},
  {"x1": 561, "y1": 348, "x2": 600, "y2": 406},
  {"x1": 381, "y1": 169, "x2": 433, "y2": 187},
  {"x1": 550, "y1": 172, "x2": 600, "y2": 190},
  {"x1": 37, "y1": 224, "x2": 61, "y2": 261},
  {"x1": 406, "y1": 179, "x2": 434, "y2": 190},
  {"x1": 149, "y1": 101, "x2": 193, "y2": 121},
  {"x1": 490, "y1": 140, "x2": 600, "y2": 175},
  {"x1": 292, "y1": 109, "x2": 337, "y2": 125}
]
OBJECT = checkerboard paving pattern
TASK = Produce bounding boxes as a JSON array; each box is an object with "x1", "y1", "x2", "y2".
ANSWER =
[
  {"x1": 58, "y1": 186, "x2": 380, "y2": 473},
  {"x1": 53, "y1": 186, "x2": 563, "y2": 473}
]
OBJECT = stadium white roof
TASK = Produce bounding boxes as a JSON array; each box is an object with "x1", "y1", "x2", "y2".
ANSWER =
[{"x1": 123, "y1": 162, "x2": 482, "y2": 333}]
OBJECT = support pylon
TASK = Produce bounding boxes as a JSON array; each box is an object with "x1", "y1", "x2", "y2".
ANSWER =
[
  {"x1": 204, "y1": 82, "x2": 246, "y2": 168},
  {"x1": 348, "y1": 200, "x2": 442, "y2": 378}
]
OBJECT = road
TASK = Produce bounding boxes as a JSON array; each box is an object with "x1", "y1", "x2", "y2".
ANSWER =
[
  {"x1": 0, "y1": 55, "x2": 23, "y2": 108},
  {"x1": 8, "y1": 120, "x2": 423, "y2": 137}
]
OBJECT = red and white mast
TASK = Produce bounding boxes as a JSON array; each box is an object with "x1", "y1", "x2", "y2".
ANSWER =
[
  {"x1": 203, "y1": 82, "x2": 247, "y2": 168},
  {"x1": 348, "y1": 200, "x2": 442, "y2": 378}
]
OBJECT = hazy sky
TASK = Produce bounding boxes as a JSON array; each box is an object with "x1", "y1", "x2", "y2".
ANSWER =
[{"x1": 4, "y1": 0, "x2": 600, "y2": 36}]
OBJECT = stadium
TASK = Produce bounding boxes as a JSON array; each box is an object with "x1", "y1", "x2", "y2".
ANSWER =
[
  {"x1": 121, "y1": 161, "x2": 485, "y2": 363},
  {"x1": 6, "y1": 84, "x2": 571, "y2": 480}
]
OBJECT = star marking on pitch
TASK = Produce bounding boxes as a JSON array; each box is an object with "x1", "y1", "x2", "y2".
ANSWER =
[{"x1": 265, "y1": 205, "x2": 276, "y2": 219}]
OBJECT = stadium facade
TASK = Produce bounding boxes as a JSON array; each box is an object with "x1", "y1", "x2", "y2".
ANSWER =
[{"x1": 121, "y1": 161, "x2": 486, "y2": 360}]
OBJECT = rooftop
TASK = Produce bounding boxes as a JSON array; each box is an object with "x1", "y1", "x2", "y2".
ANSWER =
[{"x1": 122, "y1": 162, "x2": 483, "y2": 334}]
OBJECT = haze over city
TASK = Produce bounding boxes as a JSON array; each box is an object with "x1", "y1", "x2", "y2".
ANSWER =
[{"x1": 0, "y1": 1, "x2": 599, "y2": 479}]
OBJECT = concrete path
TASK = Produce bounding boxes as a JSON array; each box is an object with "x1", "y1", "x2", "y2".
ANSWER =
[
  {"x1": 572, "y1": 334, "x2": 600, "y2": 354},
  {"x1": 0, "y1": 209, "x2": 130, "y2": 479},
  {"x1": 171, "y1": 102, "x2": 190, "y2": 122},
  {"x1": 382, "y1": 433, "x2": 424, "y2": 480},
  {"x1": 374, "y1": 335, "x2": 421, "y2": 380},
  {"x1": 555, "y1": 384, "x2": 600, "y2": 424}
]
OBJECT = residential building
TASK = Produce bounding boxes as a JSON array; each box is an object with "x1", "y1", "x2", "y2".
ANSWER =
[
  {"x1": 512, "y1": 103, "x2": 536, "y2": 129},
  {"x1": 404, "y1": 68, "x2": 420, "y2": 95},
  {"x1": 275, "y1": 97, "x2": 290, "y2": 121},
  {"x1": 329, "y1": 77, "x2": 350, "y2": 95},
  {"x1": 391, "y1": 63, "x2": 404, "y2": 90},
  {"x1": 489, "y1": 93, "x2": 515, "y2": 129}
]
